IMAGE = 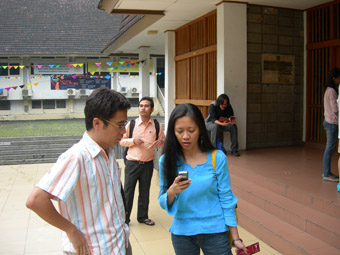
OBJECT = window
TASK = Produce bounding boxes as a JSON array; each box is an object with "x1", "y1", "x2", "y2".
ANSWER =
[
  {"x1": 56, "y1": 100, "x2": 66, "y2": 108},
  {"x1": 43, "y1": 100, "x2": 55, "y2": 109},
  {"x1": 0, "y1": 63, "x2": 20, "y2": 76},
  {"x1": 35, "y1": 100, "x2": 67, "y2": 109},
  {"x1": 0, "y1": 101, "x2": 10, "y2": 110},
  {"x1": 32, "y1": 101, "x2": 42, "y2": 109}
]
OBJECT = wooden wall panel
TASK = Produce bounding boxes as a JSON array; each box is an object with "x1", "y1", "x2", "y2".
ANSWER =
[
  {"x1": 190, "y1": 55, "x2": 204, "y2": 99},
  {"x1": 174, "y1": 10, "x2": 217, "y2": 116},
  {"x1": 176, "y1": 27, "x2": 190, "y2": 55},
  {"x1": 206, "y1": 51, "x2": 217, "y2": 101},
  {"x1": 190, "y1": 19, "x2": 204, "y2": 51},
  {"x1": 306, "y1": 1, "x2": 340, "y2": 143},
  {"x1": 175, "y1": 60, "x2": 190, "y2": 99},
  {"x1": 206, "y1": 13, "x2": 217, "y2": 46}
]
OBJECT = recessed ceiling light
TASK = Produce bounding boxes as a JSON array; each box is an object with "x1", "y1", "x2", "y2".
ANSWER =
[{"x1": 147, "y1": 30, "x2": 158, "y2": 35}]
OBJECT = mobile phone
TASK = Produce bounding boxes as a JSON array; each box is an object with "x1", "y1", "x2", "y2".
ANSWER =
[
  {"x1": 236, "y1": 242, "x2": 260, "y2": 255},
  {"x1": 178, "y1": 171, "x2": 188, "y2": 182}
]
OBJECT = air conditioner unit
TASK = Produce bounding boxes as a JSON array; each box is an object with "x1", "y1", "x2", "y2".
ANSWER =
[
  {"x1": 22, "y1": 88, "x2": 32, "y2": 97},
  {"x1": 79, "y1": 89, "x2": 89, "y2": 97},
  {"x1": 120, "y1": 87, "x2": 128, "y2": 95},
  {"x1": 131, "y1": 87, "x2": 138, "y2": 96},
  {"x1": 0, "y1": 90, "x2": 8, "y2": 98},
  {"x1": 67, "y1": 88, "x2": 76, "y2": 97}
]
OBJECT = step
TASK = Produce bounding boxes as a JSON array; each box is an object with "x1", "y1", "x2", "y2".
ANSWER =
[
  {"x1": 0, "y1": 135, "x2": 82, "y2": 142},
  {"x1": 0, "y1": 157, "x2": 58, "y2": 165},
  {"x1": 237, "y1": 199, "x2": 340, "y2": 255},
  {"x1": 0, "y1": 145, "x2": 74, "y2": 153},
  {"x1": 232, "y1": 166, "x2": 340, "y2": 219},
  {"x1": 231, "y1": 173, "x2": 340, "y2": 250},
  {"x1": 0, "y1": 139, "x2": 81, "y2": 147},
  {"x1": 0, "y1": 152, "x2": 63, "y2": 160}
]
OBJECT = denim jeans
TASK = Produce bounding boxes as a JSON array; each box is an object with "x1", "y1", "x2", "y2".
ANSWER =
[
  {"x1": 322, "y1": 120, "x2": 338, "y2": 177},
  {"x1": 171, "y1": 232, "x2": 232, "y2": 255}
]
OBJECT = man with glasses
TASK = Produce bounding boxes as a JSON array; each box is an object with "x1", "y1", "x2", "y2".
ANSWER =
[
  {"x1": 206, "y1": 93, "x2": 240, "y2": 156},
  {"x1": 26, "y1": 88, "x2": 133, "y2": 255},
  {"x1": 120, "y1": 97, "x2": 165, "y2": 226}
]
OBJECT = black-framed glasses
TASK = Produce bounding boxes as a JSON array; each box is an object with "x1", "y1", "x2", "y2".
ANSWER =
[{"x1": 103, "y1": 119, "x2": 127, "y2": 130}]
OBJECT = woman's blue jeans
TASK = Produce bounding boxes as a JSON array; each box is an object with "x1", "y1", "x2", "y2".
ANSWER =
[
  {"x1": 171, "y1": 232, "x2": 232, "y2": 255},
  {"x1": 323, "y1": 120, "x2": 338, "y2": 177}
]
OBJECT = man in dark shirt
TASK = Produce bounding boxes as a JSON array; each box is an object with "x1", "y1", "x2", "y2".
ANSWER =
[{"x1": 206, "y1": 93, "x2": 240, "y2": 156}]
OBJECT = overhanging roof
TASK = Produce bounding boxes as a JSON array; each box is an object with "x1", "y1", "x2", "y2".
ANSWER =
[{"x1": 98, "y1": 0, "x2": 332, "y2": 55}]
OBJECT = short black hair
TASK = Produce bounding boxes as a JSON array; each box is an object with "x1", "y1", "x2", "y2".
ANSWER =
[
  {"x1": 139, "y1": 96, "x2": 154, "y2": 108},
  {"x1": 84, "y1": 88, "x2": 131, "y2": 131}
]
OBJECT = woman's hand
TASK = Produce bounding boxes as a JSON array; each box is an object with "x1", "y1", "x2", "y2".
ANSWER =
[
  {"x1": 167, "y1": 176, "x2": 191, "y2": 206},
  {"x1": 170, "y1": 176, "x2": 191, "y2": 194},
  {"x1": 234, "y1": 239, "x2": 247, "y2": 254}
]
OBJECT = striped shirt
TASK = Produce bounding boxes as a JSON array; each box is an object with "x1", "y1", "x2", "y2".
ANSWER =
[{"x1": 37, "y1": 132, "x2": 129, "y2": 255}]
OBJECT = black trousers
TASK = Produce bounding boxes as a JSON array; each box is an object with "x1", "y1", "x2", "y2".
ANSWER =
[
  {"x1": 124, "y1": 160, "x2": 154, "y2": 224},
  {"x1": 206, "y1": 122, "x2": 238, "y2": 152}
]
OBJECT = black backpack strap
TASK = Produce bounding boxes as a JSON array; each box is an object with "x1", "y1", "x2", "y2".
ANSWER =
[
  {"x1": 129, "y1": 119, "x2": 135, "y2": 138},
  {"x1": 154, "y1": 119, "x2": 160, "y2": 140},
  {"x1": 123, "y1": 119, "x2": 135, "y2": 164}
]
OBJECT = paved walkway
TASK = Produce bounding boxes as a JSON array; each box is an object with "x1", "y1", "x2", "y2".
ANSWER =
[{"x1": 0, "y1": 160, "x2": 280, "y2": 255}]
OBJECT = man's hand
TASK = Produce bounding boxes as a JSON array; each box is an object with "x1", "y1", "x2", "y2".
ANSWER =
[
  {"x1": 220, "y1": 122, "x2": 231, "y2": 127},
  {"x1": 153, "y1": 140, "x2": 164, "y2": 147},
  {"x1": 67, "y1": 226, "x2": 92, "y2": 255},
  {"x1": 133, "y1": 138, "x2": 144, "y2": 145}
]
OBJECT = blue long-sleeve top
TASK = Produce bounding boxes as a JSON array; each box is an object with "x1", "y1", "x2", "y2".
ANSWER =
[{"x1": 158, "y1": 150, "x2": 238, "y2": 236}]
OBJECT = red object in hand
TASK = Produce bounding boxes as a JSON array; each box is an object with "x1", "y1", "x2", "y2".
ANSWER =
[
  {"x1": 236, "y1": 242, "x2": 260, "y2": 255},
  {"x1": 218, "y1": 117, "x2": 230, "y2": 123}
]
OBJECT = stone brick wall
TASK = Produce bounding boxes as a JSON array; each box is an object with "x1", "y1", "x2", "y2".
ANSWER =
[{"x1": 247, "y1": 5, "x2": 304, "y2": 149}]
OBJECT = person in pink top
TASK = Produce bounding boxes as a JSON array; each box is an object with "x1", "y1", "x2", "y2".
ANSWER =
[
  {"x1": 323, "y1": 68, "x2": 340, "y2": 182},
  {"x1": 120, "y1": 97, "x2": 165, "y2": 226}
]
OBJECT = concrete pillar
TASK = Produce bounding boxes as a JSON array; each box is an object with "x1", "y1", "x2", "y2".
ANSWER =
[
  {"x1": 139, "y1": 46, "x2": 150, "y2": 99},
  {"x1": 217, "y1": 2, "x2": 247, "y2": 150},
  {"x1": 165, "y1": 31, "x2": 176, "y2": 132},
  {"x1": 151, "y1": 57, "x2": 157, "y2": 98}
]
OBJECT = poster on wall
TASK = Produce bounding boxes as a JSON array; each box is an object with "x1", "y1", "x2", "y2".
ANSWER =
[
  {"x1": 33, "y1": 64, "x2": 84, "y2": 75},
  {"x1": 51, "y1": 75, "x2": 111, "y2": 90}
]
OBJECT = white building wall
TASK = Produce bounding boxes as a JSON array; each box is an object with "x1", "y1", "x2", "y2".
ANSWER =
[{"x1": 0, "y1": 57, "x2": 162, "y2": 120}]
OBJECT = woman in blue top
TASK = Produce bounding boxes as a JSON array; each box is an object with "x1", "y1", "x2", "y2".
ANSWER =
[{"x1": 158, "y1": 104, "x2": 247, "y2": 255}]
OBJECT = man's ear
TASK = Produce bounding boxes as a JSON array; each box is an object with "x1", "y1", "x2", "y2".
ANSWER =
[
  {"x1": 151, "y1": 107, "x2": 154, "y2": 114},
  {"x1": 92, "y1": 118, "x2": 102, "y2": 130}
]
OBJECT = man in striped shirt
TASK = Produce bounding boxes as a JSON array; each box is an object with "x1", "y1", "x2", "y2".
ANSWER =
[{"x1": 26, "y1": 88, "x2": 132, "y2": 255}]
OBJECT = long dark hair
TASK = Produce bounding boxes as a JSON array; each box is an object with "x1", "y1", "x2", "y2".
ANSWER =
[
  {"x1": 325, "y1": 68, "x2": 340, "y2": 95},
  {"x1": 161, "y1": 103, "x2": 215, "y2": 186}
]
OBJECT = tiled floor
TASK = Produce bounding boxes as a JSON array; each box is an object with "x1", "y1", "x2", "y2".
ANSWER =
[{"x1": 0, "y1": 160, "x2": 280, "y2": 255}]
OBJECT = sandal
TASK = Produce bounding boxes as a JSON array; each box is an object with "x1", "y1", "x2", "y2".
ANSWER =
[{"x1": 140, "y1": 219, "x2": 155, "y2": 226}]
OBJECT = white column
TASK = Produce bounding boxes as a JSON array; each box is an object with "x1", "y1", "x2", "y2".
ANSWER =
[
  {"x1": 151, "y1": 57, "x2": 157, "y2": 98},
  {"x1": 139, "y1": 46, "x2": 150, "y2": 99},
  {"x1": 217, "y1": 2, "x2": 247, "y2": 150},
  {"x1": 165, "y1": 31, "x2": 176, "y2": 132}
]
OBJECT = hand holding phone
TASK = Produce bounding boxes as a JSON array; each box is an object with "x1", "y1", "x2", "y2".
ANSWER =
[
  {"x1": 236, "y1": 242, "x2": 260, "y2": 255},
  {"x1": 178, "y1": 171, "x2": 188, "y2": 182}
]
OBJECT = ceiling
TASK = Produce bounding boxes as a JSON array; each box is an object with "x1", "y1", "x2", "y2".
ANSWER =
[{"x1": 100, "y1": 0, "x2": 332, "y2": 55}]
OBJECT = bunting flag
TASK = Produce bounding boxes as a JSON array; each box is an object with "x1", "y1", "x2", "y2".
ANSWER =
[{"x1": 0, "y1": 60, "x2": 146, "y2": 73}]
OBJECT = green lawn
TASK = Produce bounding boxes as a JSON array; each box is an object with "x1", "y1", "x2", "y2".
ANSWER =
[{"x1": 0, "y1": 119, "x2": 86, "y2": 137}]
